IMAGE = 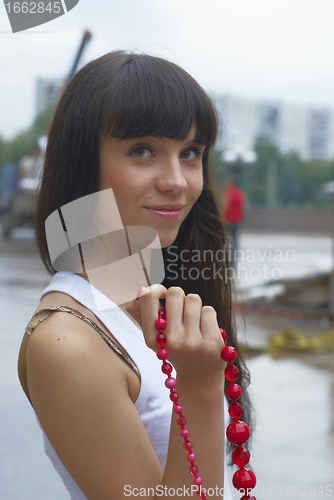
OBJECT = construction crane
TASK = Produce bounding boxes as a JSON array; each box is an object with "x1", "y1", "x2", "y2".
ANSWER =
[{"x1": 68, "y1": 29, "x2": 92, "y2": 80}]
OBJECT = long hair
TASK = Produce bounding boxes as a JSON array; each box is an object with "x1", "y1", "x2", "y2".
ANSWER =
[{"x1": 35, "y1": 50, "x2": 252, "y2": 433}]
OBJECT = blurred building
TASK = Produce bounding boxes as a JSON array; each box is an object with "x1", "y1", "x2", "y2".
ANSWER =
[
  {"x1": 34, "y1": 80, "x2": 334, "y2": 160},
  {"x1": 213, "y1": 93, "x2": 334, "y2": 160},
  {"x1": 36, "y1": 78, "x2": 64, "y2": 115}
]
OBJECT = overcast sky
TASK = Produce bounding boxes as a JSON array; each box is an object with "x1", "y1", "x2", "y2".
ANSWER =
[{"x1": 1, "y1": 0, "x2": 334, "y2": 139}]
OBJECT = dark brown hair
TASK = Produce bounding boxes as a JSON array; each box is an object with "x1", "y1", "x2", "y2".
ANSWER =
[{"x1": 35, "y1": 50, "x2": 251, "y2": 433}]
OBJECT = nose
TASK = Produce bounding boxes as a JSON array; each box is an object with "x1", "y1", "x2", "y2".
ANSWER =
[{"x1": 156, "y1": 156, "x2": 188, "y2": 193}]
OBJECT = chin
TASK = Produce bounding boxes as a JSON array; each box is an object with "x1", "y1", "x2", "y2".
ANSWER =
[{"x1": 158, "y1": 232, "x2": 179, "y2": 249}]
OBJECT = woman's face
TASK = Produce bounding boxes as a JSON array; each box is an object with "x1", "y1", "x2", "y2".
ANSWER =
[{"x1": 99, "y1": 125, "x2": 204, "y2": 248}]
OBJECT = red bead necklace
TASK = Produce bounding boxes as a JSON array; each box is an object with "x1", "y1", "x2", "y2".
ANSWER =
[{"x1": 155, "y1": 308, "x2": 257, "y2": 500}]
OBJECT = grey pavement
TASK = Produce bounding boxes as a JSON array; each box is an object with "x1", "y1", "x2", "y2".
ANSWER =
[{"x1": 0, "y1": 228, "x2": 69, "y2": 500}]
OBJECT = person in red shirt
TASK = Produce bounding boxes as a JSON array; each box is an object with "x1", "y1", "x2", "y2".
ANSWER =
[{"x1": 222, "y1": 178, "x2": 245, "y2": 253}]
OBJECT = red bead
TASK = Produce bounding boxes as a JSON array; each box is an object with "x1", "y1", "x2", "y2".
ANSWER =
[
  {"x1": 180, "y1": 428, "x2": 189, "y2": 438},
  {"x1": 190, "y1": 464, "x2": 199, "y2": 475},
  {"x1": 177, "y1": 415, "x2": 187, "y2": 426},
  {"x1": 193, "y1": 476, "x2": 203, "y2": 486},
  {"x1": 224, "y1": 363, "x2": 239, "y2": 382},
  {"x1": 232, "y1": 468, "x2": 256, "y2": 490},
  {"x1": 228, "y1": 401, "x2": 244, "y2": 419},
  {"x1": 157, "y1": 348, "x2": 169, "y2": 360},
  {"x1": 158, "y1": 308, "x2": 166, "y2": 318},
  {"x1": 173, "y1": 403, "x2": 183, "y2": 414},
  {"x1": 155, "y1": 317, "x2": 167, "y2": 330},
  {"x1": 221, "y1": 345, "x2": 237, "y2": 362},
  {"x1": 156, "y1": 332, "x2": 166, "y2": 346},
  {"x1": 219, "y1": 328, "x2": 227, "y2": 342},
  {"x1": 165, "y1": 377, "x2": 177, "y2": 389},
  {"x1": 226, "y1": 383, "x2": 242, "y2": 400},
  {"x1": 187, "y1": 452, "x2": 196, "y2": 462},
  {"x1": 232, "y1": 445, "x2": 250, "y2": 467},
  {"x1": 161, "y1": 361, "x2": 172, "y2": 374},
  {"x1": 183, "y1": 439, "x2": 193, "y2": 451},
  {"x1": 226, "y1": 420, "x2": 250, "y2": 445},
  {"x1": 169, "y1": 390, "x2": 179, "y2": 403}
]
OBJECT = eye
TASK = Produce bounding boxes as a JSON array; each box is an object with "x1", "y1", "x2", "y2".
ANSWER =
[
  {"x1": 180, "y1": 147, "x2": 203, "y2": 160},
  {"x1": 130, "y1": 145, "x2": 153, "y2": 158}
]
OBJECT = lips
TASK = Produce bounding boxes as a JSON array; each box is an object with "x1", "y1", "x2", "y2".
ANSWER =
[
  {"x1": 143, "y1": 204, "x2": 185, "y2": 220},
  {"x1": 145, "y1": 204, "x2": 185, "y2": 211}
]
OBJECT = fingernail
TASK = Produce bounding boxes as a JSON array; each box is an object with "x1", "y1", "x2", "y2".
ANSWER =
[{"x1": 135, "y1": 287, "x2": 144, "y2": 300}]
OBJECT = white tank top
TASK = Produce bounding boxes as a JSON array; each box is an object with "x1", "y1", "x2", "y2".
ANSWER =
[{"x1": 38, "y1": 272, "x2": 232, "y2": 499}]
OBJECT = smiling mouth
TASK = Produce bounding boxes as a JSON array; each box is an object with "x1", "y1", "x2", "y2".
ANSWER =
[{"x1": 143, "y1": 206, "x2": 185, "y2": 221}]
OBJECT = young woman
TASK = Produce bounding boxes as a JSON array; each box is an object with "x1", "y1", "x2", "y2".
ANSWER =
[{"x1": 18, "y1": 51, "x2": 252, "y2": 499}]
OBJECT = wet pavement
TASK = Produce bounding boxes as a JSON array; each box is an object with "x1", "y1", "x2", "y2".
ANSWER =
[
  {"x1": 0, "y1": 228, "x2": 69, "y2": 500},
  {"x1": 0, "y1": 228, "x2": 333, "y2": 499},
  {"x1": 238, "y1": 324, "x2": 334, "y2": 498}
]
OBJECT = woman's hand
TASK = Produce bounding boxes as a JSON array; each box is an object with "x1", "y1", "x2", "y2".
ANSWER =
[{"x1": 126, "y1": 285, "x2": 225, "y2": 384}]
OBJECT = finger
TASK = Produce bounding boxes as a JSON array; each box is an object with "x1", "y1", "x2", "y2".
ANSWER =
[
  {"x1": 125, "y1": 299, "x2": 142, "y2": 327},
  {"x1": 183, "y1": 294, "x2": 202, "y2": 339},
  {"x1": 164, "y1": 287, "x2": 185, "y2": 342},
  {"x1": 200, "y1": 306, "x2": 223, "y2": 351},
  {"x1": 139, "y1": 284, "x2": 168, "y2": 348},
  {"x1": 126, "y1": 284, "x2": 166, "y2": 330}
]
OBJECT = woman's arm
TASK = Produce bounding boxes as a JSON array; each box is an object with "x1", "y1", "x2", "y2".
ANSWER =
[
  {"x1": 26, "y1": 286, "x2": 226, "y2": 499},
  {"x1": 131, "y1": 285, "x2": 226, "y2": 498}
]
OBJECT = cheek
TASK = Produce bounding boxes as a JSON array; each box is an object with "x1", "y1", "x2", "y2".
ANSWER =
[
  {"x1": 100, "y1": 166, "x2": 123, "y2": 191},
  {"x1": 100, "y1": 167, "x2": 135, "y2": 194},
  {"x1": 189, "y1": 171, "x2": 204, "y2": 202},
  {"x1": 100, "y1": 169, "x2": 151, "y2": 212}
]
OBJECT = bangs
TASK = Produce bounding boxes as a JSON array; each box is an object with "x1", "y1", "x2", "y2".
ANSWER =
[{"x1": 100, "y1": 54, "x2": 217, "y2": 148}]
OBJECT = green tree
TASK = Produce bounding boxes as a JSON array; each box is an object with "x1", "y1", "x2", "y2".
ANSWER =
[
  {"x1": 295, "y1": 158, "x2": 334, "y2": 208},
  {"x1": 278, "y1": 152, "x2": 303, "y2": 206},
  {"x1": 0, "y1": 106, "x2": 53, "y2": 167},
  {"x1": 210, "y1": 148, "x2": 226, "y2": 195},
  {"x1": 241, "y1": 136, "x2": 280, "y2": 205}
]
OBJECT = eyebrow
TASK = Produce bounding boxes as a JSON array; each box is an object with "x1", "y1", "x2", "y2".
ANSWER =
[{"x1": 120, "y1": 135, "x2": 205, "y2": 147}]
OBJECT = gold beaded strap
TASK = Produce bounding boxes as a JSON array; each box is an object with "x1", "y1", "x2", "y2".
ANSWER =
[
  {"x1": 18, "y1": 306, "x2": 141, "y2": 401},
  {"x1": 23, "y1": 305, "x2": 140, "y2": 378}
]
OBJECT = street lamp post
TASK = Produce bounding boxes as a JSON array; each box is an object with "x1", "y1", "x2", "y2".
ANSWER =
[
  {"x1": 221, "y1": 143, "x2": 257, "y2": 182},
  {"x1": 221, "y1": 144, "x2": 257, "y2": 258},
  {"x1": 267, "y1": 158, "x2": 278, "y2": 207}
]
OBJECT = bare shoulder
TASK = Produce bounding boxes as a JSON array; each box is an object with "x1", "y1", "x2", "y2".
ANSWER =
[
  {"x1": 25, "y1": 294, "x2": 162, "y2": 499},
  {"x1": 26, "y1": 290, "x2": 140, "y2": 409},
  {"x1": 26, "y1": 307, "x2": 128, "y2": 411},
  {"x1": 28, "y1": 290, "x2": 116, "y2": 370},
  {"x1": 27, "y1": 307, "x2": 106, "y2": 364}
]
